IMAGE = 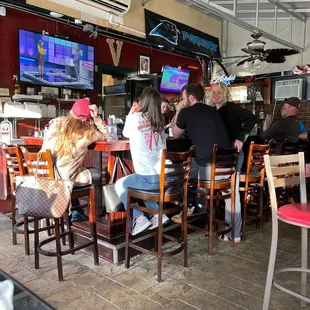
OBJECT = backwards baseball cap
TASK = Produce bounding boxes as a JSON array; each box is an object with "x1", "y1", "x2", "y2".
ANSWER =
[
  {"x1": 71, "y1": 98, "x2": 91, "y2": 120},
  {"x1": 284, "y1": 97, "x2": 301, "y2": 109}
]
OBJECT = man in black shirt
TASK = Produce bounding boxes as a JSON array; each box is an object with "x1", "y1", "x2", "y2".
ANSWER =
[
  {"x1": 261, "y1": 97, "x2": 302, "y2": 154},
  {"x1": 172, "y1": 83, "x2": 241, "y2": 242}
]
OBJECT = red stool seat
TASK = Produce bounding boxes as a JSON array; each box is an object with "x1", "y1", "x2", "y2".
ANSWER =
[{"x1": 278, "y1": 203, "x2": 310, "y2": 226}]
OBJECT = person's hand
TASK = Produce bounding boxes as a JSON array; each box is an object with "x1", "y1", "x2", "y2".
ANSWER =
[
  {"x1": 176, "y1": 100, "x2": 185, "y2": 111},
  {"x1": 262, "y1": 115, "x2": 270, "y2": 131},
  {"x1": 130, "y1": 101, "x2": 139, "y2": 114},
  {"x1": 234, "y1": 139, "x2": 243, "y2": 152},
  {"x1": 89, "y1": 104, "x2": 99, "y2": 119}
]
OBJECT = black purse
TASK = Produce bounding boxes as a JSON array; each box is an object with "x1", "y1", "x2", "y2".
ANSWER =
[{"x1": 102, "y1": 184, "x2": 125, "y2": 213}]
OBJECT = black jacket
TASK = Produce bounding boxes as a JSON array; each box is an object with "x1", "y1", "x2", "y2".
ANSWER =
[{"x1": 217, "y1": 102, "x2": 257, "y2": 143}]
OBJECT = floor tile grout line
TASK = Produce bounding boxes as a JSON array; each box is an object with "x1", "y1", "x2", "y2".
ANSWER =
[
  {"x1": 176, "y1": 299, "x2": 202, "y2": 310},
  {"x1": 176, "y1": 280, "x2": 250, "y2": 310},
  {"x1": 225, "y1": 283, "x2": 282, "y2": 310},
  {"x1": 93, "y1": 292, "x2": 123, "y2": 310},
  {"x1": 90, "y1": 268, "x2": 164, "y2": 307}
]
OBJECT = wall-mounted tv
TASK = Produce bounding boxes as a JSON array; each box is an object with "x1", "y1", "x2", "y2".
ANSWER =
[
  {"x1": 19, "y1": 29, "x2": 94, "y2": 90},
  {"x1": 159, "y1": 66, "x2": 190, "y2": 93}
]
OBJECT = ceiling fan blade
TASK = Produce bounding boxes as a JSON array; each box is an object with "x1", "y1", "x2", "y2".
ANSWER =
[
  {"x1": 265, "y1": 55, "x2": 286, "y2": 63},
  {"x1": 265, "y1": 48, "x2": 299, "y2": 56},
  {"x1": 215, "y1": 55, "x2": 247, "y2": 60},
  {"x1": 237, "y1": 58, "x2": 251, "y2": 67}
]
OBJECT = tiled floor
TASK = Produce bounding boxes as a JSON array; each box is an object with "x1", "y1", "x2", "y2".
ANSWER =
[{"x1": 0, "y1": 212, "x2": 309, "y2": 310}]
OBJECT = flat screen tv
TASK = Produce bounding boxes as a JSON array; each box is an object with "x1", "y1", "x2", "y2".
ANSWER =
[
  {"x1": 159, "y1": 66, "x2": 190, "y2": 93},
  {"x1": 18, "y1": 29, "x2": 94, "y2": 90}
]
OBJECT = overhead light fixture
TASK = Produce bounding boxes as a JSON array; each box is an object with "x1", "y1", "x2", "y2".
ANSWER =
[
  {"x1": 243, "y1": 61, "x2": 250, "y2": 70},
  {"x1": 254, "y1": 58, "x2": 262, "y2": 69},
  {"x1": 50, "y1": 11, "x2": 63, "y2": 18}
]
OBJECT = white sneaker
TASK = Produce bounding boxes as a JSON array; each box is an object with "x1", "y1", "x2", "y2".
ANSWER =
[
  {"x1": 149, "y1": 214, "x2": 170, "y2": 230},
  {"x1": 293, "y1": 65, "x2": 306, "y2": 75},
  {"x1": 132, "y1": 215, "x2": 151, "y2": 236},
  {"x1": 171, "y1": 206, "x2": 195, "y2": 224}
]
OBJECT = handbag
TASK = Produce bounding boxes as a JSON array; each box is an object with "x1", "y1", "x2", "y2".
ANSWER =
[
  {"x1": 15, "y1": 153, "x2": 73, "y2": 218},
  {"x1": 102, "y1": 183, "x2": 125, "y2": 213}
]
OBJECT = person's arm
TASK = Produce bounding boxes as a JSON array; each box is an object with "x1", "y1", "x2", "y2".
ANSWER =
[
  {"x1": 260, "y1": 120, "x2": 283, "y2": 141},
  {"x1": 299, "y1": 132, "x2": 308, "y2": 140},
  {"x1": 172, "y1": 101, "x2": 185, "y2": 138},
  {"x1": 123, "y1": 101, "x2": 139, "y2": 138},
  {"x1": 89, "y1": 105, "x2": 109, "y2": 141},
  {"x1": 234, "y1": 104, "x2": 257, "y2": 142}
]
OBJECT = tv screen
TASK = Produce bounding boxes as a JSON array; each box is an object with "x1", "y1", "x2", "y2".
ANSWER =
[
  {"x1": 159, "y1": 66, "x2": 190, "y2": 93},
  {"x1": 19, "y1": 29, "x2": 94, "y2": 90}
]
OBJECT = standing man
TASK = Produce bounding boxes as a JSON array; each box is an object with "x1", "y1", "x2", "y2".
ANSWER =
[
  {"x1": 261, "y1": 97, "x2": 303, "y2": 154},
  {"x1": 73, "y1": 47, "x2": 81, "y2": 80},
  {"x1": 172, "y1": 83, "x2": 242, "y2": 243}
]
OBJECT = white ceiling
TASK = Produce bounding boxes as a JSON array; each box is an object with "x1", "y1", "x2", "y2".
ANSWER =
[{"x1": 178, "y1": 0, "x2": 309, "y2": 51}]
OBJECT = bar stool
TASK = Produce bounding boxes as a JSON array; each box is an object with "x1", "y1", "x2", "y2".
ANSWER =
[
  {"x1": 125, "y1": 148, "x2": 193, "y2": 282},
  {"x1": 187, "y1": 145, "x2": 239, "y2": 255},
  {"x1": 263, "y1": 152, "x2": 310, "y2": 309},
  {"x1": 21, "y1": 147, "x2": 99, "y2": 281},
  {"x1": 239, "y1": 142, "x2": 270, "y2": 240},
  {"x1": 2, "y1": 144, "x2": 51, "y2": 255}
]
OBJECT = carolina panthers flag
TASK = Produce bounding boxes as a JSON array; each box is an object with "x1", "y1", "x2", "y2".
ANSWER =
[{"x1": 145, "y1": 10, "x2": 221, "y2": 58}]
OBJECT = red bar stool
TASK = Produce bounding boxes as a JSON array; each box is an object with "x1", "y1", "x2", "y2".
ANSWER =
[{"x1": 263, "y1": 152, "x2": 310, "y2": 309}]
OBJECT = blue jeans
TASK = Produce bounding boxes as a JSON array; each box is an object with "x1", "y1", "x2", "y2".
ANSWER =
[
  {"x1": 189, "y1": 150, "x2": 244, "y2": 238},
  {"x1": 115, "y1": 174, "x2": 160, "y2": 220}
]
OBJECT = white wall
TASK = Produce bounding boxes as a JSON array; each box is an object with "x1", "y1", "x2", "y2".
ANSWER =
[{"x1": 224, "y1": 19, "x2": 310, "y2": 76}]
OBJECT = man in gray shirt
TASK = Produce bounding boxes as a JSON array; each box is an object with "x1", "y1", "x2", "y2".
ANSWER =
[{"x1": 261, "y1": 97, "x2": 302, "y2": 154}]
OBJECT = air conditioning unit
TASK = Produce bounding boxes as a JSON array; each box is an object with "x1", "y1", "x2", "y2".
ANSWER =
[
  {"x1": 77, "y1": 0, "x2": 131, "y2": 15},
  {"x1": 275, "y1": 79, "x2": 303, "y2": 100}
]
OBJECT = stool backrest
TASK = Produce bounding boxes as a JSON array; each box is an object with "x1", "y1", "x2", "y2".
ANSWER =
[
  {"x1": 210, "y1": 144, "x2": 239, "y2": 181},
  {"x1": 20, "y1": 147, "x2": 55, "y2": 179},
  {"x1": 264, "y1": 153, "x2": 306, "y2": 216},
  {"x1": 244, "y1": 142, "x2": 271, "y2": 184},
  {"x1": 159, "y1": 148, "x2": 193, "y2": 199},
  {"x1": 280, "y1": 139, "x2": 300, "y2": 155},
  {"x1": 3, "y1": 144, "x2": 25, "y2": 193}
]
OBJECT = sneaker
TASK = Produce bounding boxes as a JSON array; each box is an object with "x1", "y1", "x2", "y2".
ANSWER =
[
  {"x1": 304, "y1": 64, "x2": 310, "y2": 73},
  {"x1": 171, "y1": 206, "x2": 195, "y2": 224},
  {"x1": 149, "y1": 214, "x2": 170, "y2": 230},
  {"x1": 132, "y1": 215, "x2": 151, "y2": 236},
  {"x1": 218, "y1": 234, "x2": 241, "y2": 244},
  {"x1": 293, "y1": 65, "x2": 306, "y2": 75}
]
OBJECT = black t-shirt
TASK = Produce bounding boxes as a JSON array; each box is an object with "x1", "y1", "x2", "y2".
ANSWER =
[
  {"x1": 177, "y1": 103, "x2": 231, "y2": 165},
  {"x1": 217, "y1": 102, "x2": 257, "y2": 143}
]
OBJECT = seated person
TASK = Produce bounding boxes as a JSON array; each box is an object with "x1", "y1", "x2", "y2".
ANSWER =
[
  {"x1": 172, "y1": 83, "x2": 242, "y2": 243},
  {"x1": 115, "y1": 88, "x2": 168, "y2": 235},
  {"x1": 261, "y1": 97, "x2": 301, "y2": 154},
  {"x1": 41, "y1": 98, "x2": 109, "y2": 221}
]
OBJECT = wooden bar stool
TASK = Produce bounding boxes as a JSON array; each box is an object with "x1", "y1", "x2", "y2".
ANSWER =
[
  {"x1": 239, "y1": 142, "x2": 270, "y2": 240},
  {"x1": 263, "y1": 152, "x2": 310, "y2": 309},
  {"x1": 2, "y1": 144, "x2": 51, "y2": 255},
  {"x1": 125, "y1": 148, "x2": 193, "y2": 282},
  {"x1": 21, "y1": 147, "x2": 99, "y2": 281},
  {"x1": 187, "y1": 145, "x2": 239, "y2": 255}
]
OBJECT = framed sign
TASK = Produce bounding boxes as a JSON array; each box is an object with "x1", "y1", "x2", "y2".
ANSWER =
[{"x1": 138, "y1": 54, "x2": 151, "y2": 74}]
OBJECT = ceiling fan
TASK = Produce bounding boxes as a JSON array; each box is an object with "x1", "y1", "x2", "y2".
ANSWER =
[{"x1": 236, "y1": 30, "x2": 299, "y2": 67}]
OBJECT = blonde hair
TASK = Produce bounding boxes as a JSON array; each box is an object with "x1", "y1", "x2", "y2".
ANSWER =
[
  {"x1": 209, "y1": 82, "x2": 232, "y2": 107},
  {"x1": 54, "y1": 114, "x2": 96, "y2": 158}
]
